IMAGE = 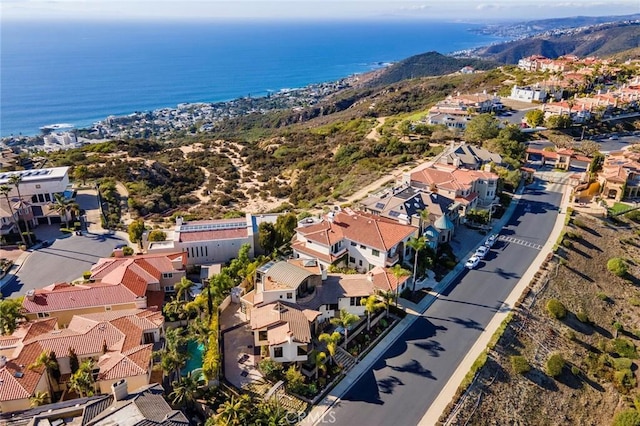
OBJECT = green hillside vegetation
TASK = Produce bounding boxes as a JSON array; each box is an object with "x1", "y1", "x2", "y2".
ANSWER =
[
  {"x1": 472, "y1": 22, "x2": 640, "y2": 64},
  {"x1": 366, "y1": 51, "x2": 500, "y2": 86}
]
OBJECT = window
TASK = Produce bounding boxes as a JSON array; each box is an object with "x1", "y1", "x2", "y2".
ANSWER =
[
  {"x1": 350, "y1": 296, "x2": 364, "y2": 306},
  {"x1": 44, "y1": 193, "x2": 51, "y2": 202},
  {"x1": 286, "y1": 292, "x2": 293, "y2": 300},
  {"x1": 37, "y1": 312, "x2": 50, "y2": 318},
  {"x1": 360, "y1": 244, "x2": 365, "y2": 249},
  {"x1": 372, "y1": 249, "x2": 380, "y2": 257},
  {"x1": 349, "y1": 256, "x2": 355, "y2": 264},
  {"x1": 358, "y1": 260, "x2": 363, "y2": 267},
  {"x1": 258, "y1": 330, "x2": 268, "y2": 341},
  {"x1": 328, "y1": 303, "x2": 338, "y2": 311},
  {"x1": 297, "y1": 346, "x2": 307, "y2": 356},
  {"x1": 165, "y1": 285, "x2": 174, "y2": 292},
  {"x1": 35, "y1": 184, "x2": 41, "y2": 189},
  {"x1": 350, "y1": 241, "x2": 356, "y2": 246},
  {"x1": 163, "y1": 273, "x2": 173, "y2": 279},
  {"x1": 105, "y1": 306, "x2": 112, "y2": 311},
  {"x1": 274, "y1": 347, "x2": 283, "y2": 358}
]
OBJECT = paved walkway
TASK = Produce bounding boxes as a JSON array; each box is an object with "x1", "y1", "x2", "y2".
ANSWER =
[{"x1": 302, "y1": 177, "x2": 573, "y2": 426}]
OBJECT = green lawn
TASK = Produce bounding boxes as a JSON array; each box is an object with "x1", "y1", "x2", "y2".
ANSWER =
[{"x1": 609, "y1": 202, "x2": 634, "y2": 215}]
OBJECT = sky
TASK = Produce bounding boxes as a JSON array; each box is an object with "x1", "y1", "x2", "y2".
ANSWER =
[{"x1": 1, "y1": 0, "x2": 639, "y2": 22}]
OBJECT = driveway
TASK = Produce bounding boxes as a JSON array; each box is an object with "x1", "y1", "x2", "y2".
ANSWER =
[{"x1": 2, "y1": 231, "x2": 126, "y2": 298}]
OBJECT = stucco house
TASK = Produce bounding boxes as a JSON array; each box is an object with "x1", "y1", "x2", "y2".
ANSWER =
[
  {"x1": 598, "y1": 151, "x2": 640, "y2": 201},
  {"x1": 291, "y1": 208, "x2": 418, "y2": 273},
  {"x1": 0, "y1": 167, "x2": 72, "y2": 226},
  {"x1": 405, "y1": 163, "x2": 499, "y2": 213},
  {"x1": 0, "y1": 309, "x2": 163, "y2": 413},
  {"x1": 439, "y1": 143, "x2": 502, "y2": 170},
  {"x1": 358, "y1": 185, "x2": 461, "y2": 246}
]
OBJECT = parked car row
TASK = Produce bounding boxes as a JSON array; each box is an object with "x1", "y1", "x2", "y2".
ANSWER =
[{"x1": 464, "y1": 234, "x2": 498, "y2": 270}]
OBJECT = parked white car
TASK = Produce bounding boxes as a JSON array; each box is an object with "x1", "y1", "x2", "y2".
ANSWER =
[
  {"x1": 484, "y1": 234, "x2": 497, "y2": 248},
  {"x1": 474, "y1": 245, "x2": 489, "y2": 259},
  {"x1": 465, "y1": 255, "x2": 480, "y2": 269}
]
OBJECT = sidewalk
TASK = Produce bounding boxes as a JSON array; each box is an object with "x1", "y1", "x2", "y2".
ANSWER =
[{"x1": 302, "y1": 179, "x2": 572, "y2": 426}]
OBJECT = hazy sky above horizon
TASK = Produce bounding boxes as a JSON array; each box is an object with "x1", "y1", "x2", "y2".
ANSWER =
[{"x1": 2, "y1": 0, "x2": 638, "y2": 22}]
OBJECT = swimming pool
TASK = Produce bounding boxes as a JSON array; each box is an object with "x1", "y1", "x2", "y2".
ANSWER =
[{"x1": 183, "y1": 340, "x2": 205, "y2": 376}]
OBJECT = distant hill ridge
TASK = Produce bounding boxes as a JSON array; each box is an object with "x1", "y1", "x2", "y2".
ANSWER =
[
  {"x1": 366, "y1": 52, "x2": 499, "y2": 87},
  {"x1": 469, "y1": 21, "x2": 640, "y2": 64}
]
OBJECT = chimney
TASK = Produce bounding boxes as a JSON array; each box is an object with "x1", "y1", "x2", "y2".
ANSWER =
[
  {"x1": 0, "y1": 355, "x2": 7, "y2": 368},
  {"x1": 176, "y1": 216, "x2": 183, "y2": 226},
  {"x1": 113, "y1": 248, "x2": 124, "y2": 258},
  {"x1": 26, "y1": 289, "x2": 35, "y2": 301},
  {"x1": 112, "y1": 379, "x2": 128, "y2": 401},
  {"x1": 366, "y1": 271, "x2": 374, "y2": 282}
]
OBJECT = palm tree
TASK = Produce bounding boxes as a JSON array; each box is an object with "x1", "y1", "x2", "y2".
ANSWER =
[
  {"x1": 52, "y1": 193, "x2": 79, "y2": 229},
  {"x1": 8, "y1": 175, "x2": 32, "y2": 246},
  {"x1": 169, "y1": 373, "x2": 198, "y2": 410},
  {"x1": 361, "y1": 295, "x2": 383, "y2": 330},
  {"x1": 407, "y1": 236, "x2": 427, "y2": 296},
  {"x1": 418, "y1": 208, "x2": 430, "y2": 233},
  {"x1": 216, "y1": 394, "x2": 250, "y2": 426},
  {"x1": 318, "y1": 332, "x2": 341, "y2": 365},
  {"x1": 68, "y1": 360, "x2": 95, "y2": 398},
  {"x1": 0, "y1": 185, "x2": 27, "y2": 247},
  {"x1": 28, "y1": 351, "x2": 60, "y2": 395},
  {"x1": 30, "y1": 391, "x2": 50, "y2": 407},
  {"x1": 330, "y1": 309, "x2": 359, "y2": 346},
  {"x1": 389, "y1": 264, "x2": 411, "y2": 308},
  {"x1": 175, "y1": 277, "x2": 195, "y2": 301},
  {"x1": 310, "y1": 350, "x2": 327, "y2": 380},
  {"x1": 379, "y1": 290, "x2": 396, "y2": 317}
]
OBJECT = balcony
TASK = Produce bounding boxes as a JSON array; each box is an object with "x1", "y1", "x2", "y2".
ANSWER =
[{"x1": 385, "y1": 252, "x2": 400, "y2": 267}]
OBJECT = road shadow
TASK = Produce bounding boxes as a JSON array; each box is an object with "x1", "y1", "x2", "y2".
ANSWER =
[
  {"x1": 389, "y1": 359, "x2": 436, "y2": 379},
  {"x1": 340, "y1": 316, "x2": 446, "y2": 404},
  {"x1": 1, "y1": 276, "x2": 23, "y2": 298},
  {"x1": 437, "y1": 297, "x2": 503, "y2": 313},
  {"x1": 424, "y1": 315, "x2": 485, "y2": 331}
]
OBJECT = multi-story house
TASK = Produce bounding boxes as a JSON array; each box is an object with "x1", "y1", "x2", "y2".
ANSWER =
[
  {"x1": 242, "y1": 259, "x2": 409, "y2": 364},
  {"x1": 90, "y1": 252, "x2": 187, "y2": 297},
  {"x1": 405, "y1": 163, "x2": 499, "y2": 212},
  {"x1": 358, "y1": 185, "x2": 461, "y2": 247},
  {"x1": 0, "y1": 309, "x2": 163, "y2": 413},
  {"x1": 144, "y1": 213, "x2": 283, "y2": 265},
  {"x1": 439, "y1": 142, "x2": 502, "y2": 170},
  {"x1": 292, "y1": 208, "x2": 418, "y2": 273},
  {"x1": 598, "y1": 150, "x2": 640, "y2": 201},
  {"x1": 0, "y1": 167, "x2": 72, "y2": 226}
]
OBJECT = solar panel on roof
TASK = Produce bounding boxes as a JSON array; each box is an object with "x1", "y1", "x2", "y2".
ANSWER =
[
  {"x1": 180, "y1": 221, "x2": 246, "y2": 232},
  {"x1": 375, "y1": 202, "x2": 385, "y2": 209}
]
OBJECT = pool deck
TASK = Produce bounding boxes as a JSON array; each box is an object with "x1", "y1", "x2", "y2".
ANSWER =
[{"x1": 221, "y1": 302, "x2": 263, "y2": 388}]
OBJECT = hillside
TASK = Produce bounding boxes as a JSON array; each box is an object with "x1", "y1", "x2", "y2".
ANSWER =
[
  {"x1": 467, "y1": 22, "x2": 640, "y2": 64},
  {"x1": 443, "y1": 212, "x2": 640, "y2": 426},
  {"x1": 472, "y1": 14, "x2": 640, "y2": 38},
  {"x1": 365, "y1": 52, "x2": 500, "y2": 87}
]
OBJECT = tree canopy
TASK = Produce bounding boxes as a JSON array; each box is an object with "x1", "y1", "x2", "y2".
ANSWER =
[{"x1": 464, "y1": 114, "x2": 500, "y2": 143}]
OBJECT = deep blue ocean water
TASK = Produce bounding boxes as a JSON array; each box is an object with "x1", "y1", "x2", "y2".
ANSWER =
[{"x1": 0, "y1": 20, "x2": 505, "y2": 137}]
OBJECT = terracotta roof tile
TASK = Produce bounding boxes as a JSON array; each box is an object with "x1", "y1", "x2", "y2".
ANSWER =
[
  {"x1": 21, "y1": 283, "x2": 139, "y2": 314},
  {"x1": 250, "y1": 302, "x2": 320, "y2": 344}
]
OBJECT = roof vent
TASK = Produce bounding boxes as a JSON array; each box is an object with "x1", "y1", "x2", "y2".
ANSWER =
[{"x1": 13, "y1": 372, "x2": 23, "y2": 378}]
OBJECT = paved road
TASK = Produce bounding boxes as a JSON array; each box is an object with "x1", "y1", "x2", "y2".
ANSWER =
[
  {"x1": 326, "y1": 178, "x2": 563, "y2": 426},
  {"x1": 1, "y1": 232, "x2": 126, "y2": 298}
]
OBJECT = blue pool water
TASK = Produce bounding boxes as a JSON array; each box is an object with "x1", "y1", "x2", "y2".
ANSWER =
[{"x1": 183, "y1": 340, "x2": 205, "y2": 375}]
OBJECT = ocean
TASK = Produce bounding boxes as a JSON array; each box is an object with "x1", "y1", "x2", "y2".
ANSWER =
[{"x1": 0, "y1": 20, "x2": 505, "y2": 137}]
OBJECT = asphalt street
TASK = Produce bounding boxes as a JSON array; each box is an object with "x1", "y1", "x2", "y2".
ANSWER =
[
  {"x1": 327, "y1": 178, "x2": 563, "y2": 426},
  {"x1": 1, "y1": 232, "x2": 126, "y2": 298}
]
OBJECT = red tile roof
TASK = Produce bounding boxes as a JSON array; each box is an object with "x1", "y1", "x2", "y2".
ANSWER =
[
  {"x1": 21, "y1": 283, "x2": 139, "y2": 314},
  {"x1": 369, "y1": 266, "x2": 410, "y2": 292},
  {"x1": 0, "y1": 309, "x2": 162, "y2": 404},
  {"x1": 296, "y1": 210, "x2": 417, "y2": 251}
]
